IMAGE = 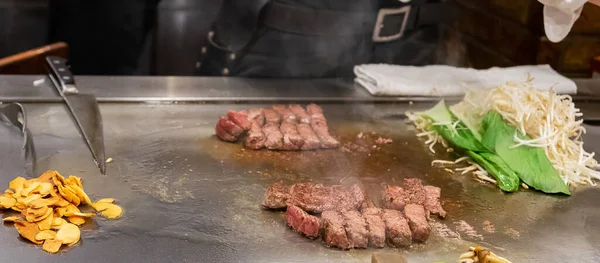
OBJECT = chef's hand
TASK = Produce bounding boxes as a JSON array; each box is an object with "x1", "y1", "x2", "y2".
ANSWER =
[{"x1": 590, "y1": 0, "x2": 600, "y2": 6}]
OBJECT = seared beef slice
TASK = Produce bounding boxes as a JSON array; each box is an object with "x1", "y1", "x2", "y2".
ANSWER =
[
  {"x1": 343, "y1": 210, "x2": 368, "y2": 248},
  {"x1": 247, "y1": 108, "x2": 265, "y2": 127},
  {"x1": 280, "y1": 122, "x2": 304, "y2": 150},
  {"x1": 424, "y1": 185, "x2": 446, "y2": 218},
  {"x1": 403, "y1": 204, "x2": 430, "y2": 242},
  {"x1": 262, "y1": 123, "x2": 283, "y2": 150},
  {"x1": 321, "y1": 211, "x2": 351, "y2": 249},
  {"x1": 263, "y1": 109, "x2": 282, "y2": 124},
  {"x1": 286, "y1": 205, "x2": 321, "y2": 238},
  {"x1": 216, "y1": 117, "x2": 244, "y2": 140},
  {"x1": 382, "y1": 185, "x2": 406, "y2": 210},
  {"x1": 382, "y1": 209, "x2": 412, "y2": 247},
  {"x1": 289, "y1": 183, "x2": 364, "y2": 213},
  {"x1": 296, "y1": 123, "x2": 321, "y2": 150},
  {"x1": 262, "y1": 183, "x2": 290, "y2": 209},
  {"x1": 362, "y1": 208, "x2": 386, "y2": 248},
  {"x1": 226, "y1": 110, "x2": 251, "y2": 130},
  {"x1": 403, "y1": 178, "x2": 427, "y2": 205},
  {"x1": 288, "y1": 104, "x2": 311, "y2": 124},
  {"x1": 245, "y1": 121, "x2": 267, "y2": 149},
  {"x1": 306, "y1": 104, "x2": 340, "y2": 148},
  {"x1": 290, "y1": 183, "x2": 329, "y2": 213}
]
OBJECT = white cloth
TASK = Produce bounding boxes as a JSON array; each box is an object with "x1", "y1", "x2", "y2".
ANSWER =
[
  {"x1": 353, "y1": 64, "x2": 577, "y2": 97},
  {"x1": 538, "y1": 0, "x2": 587, "y2": 43}
]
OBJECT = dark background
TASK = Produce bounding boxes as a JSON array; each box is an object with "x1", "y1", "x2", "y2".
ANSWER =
[
  {"x1": 0, "y1": 0, "x2": 220, "y2": 75},
  {"x1": 1, "y1": 0, "x2": 600, "y2": 77}
]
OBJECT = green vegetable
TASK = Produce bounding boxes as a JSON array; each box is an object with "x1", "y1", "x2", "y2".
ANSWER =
[
  {"x1": 480, "y1": 112, "x2": 570, "y2": 195},
  {"x1": 421, "y1": 101, "x2": 488, "y2": 152},
  {"x1": 466, "y1": 151, "x2": 520, "y2": 192}
]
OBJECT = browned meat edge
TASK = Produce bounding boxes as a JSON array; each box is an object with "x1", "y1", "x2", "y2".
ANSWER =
[{"x1": 286, "y1": 205, "x2": 321, "y2": 238}]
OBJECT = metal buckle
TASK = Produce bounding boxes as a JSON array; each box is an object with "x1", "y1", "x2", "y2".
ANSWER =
[{"x1": 372, "y1": 6, "x2": 411, "y2": 43}]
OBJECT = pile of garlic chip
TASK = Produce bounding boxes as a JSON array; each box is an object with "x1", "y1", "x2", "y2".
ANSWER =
[{"x1": 0, "y1": 170, "x2": 123, "y2": 253}]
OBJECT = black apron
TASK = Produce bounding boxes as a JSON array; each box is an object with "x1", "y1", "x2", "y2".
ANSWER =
[{"x1": 197, "y1": 0, "x2": 455, "y2": 78}]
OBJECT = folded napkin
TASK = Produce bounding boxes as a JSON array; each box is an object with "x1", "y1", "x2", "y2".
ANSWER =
[{"x1": 353, "y1": 64, "x2": 577, "y2": 96}]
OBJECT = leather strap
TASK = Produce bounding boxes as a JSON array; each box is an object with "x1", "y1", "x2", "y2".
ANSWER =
[{"x1": 262, "y1": 2, "x2": 376, "y2": 36}]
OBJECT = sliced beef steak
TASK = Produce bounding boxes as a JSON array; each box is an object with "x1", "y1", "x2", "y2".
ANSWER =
[
  {"x1": 289, "y1": 183, "x2": 365, "y2": 213},
  {"x1": 217, "y1": 117, "x2": 245, "y2": 137},
  {"x1": 306, "y1": 104, "x2": 340, "y2": 148},
  {"x1": 262, "y1": 182, "x2": 290, "y2": 209},
  {"x1": 362, "y1": 208, "x2": 386, "y2": 248},
  {"x1": 226, "y1": 110, "x2": 251, "y2": 130},
  {"x1": 296, "y1": 123, "x2": 321, "y2": 150},
  {"x1": 263, "y1": 109, "x2": 282, "y2": 124},
  {"x1": 424, "y1": 185, "x2": 446, "y2": 218},
  {"x1": 215, "y1": 124, "x2": 237, "y2": 142},
  {"x1": 262, "y1": 123, "x2": 284, "y2": 150},
  {"x1": 280, "y1": 122, "x2": 304, "y2": 150},
  {"x1": 245, "y1": 121, "x2": 266, "y2": 149},
  {"x1": 272, "y1": 105, "x2": 297, "y2": 124},
  {"x1": 289, "y1": 104, "x2": 311, "y2": 124},
  {"x1": 321, "y1": 210, "x2": 351, "y2": 249},
  {"x1": 382, "y1": 209, "x2": 412, "y2": 247},
  {"x1": 286, "y1": 205, "x2": 321, "y2": 238},
  {"x1": 403, "y1": 204, "x2": 430, "y2": 242},
  {"x1": 343, "y1": 210, "x2": 369, "y2": 248},
  {"x1": 247, "y1": 108, "x2": 265, "y2": 127},
  {"x1": 382, "y1": 185, "x2": 407, "y2": 210},
  {"x1": 403, "y1": 178, "x2": 427, "y2": 205}
]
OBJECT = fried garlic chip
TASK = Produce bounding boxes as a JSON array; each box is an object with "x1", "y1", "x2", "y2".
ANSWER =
[
  {"x1": 0, "y1": 195, "x2": 16, "y2": 208},
  {"x1": 55, "y1": 223, "x2": 80, "y2": 245},
  {"x1": 15, "y1": 221, "x2": 43, "y2": 245},
  {"x1": 2, "y1": 216, "x2": 20, "y2": 222},
  {"x1": 9, "y1": 177, "x2": 26, "y2": 192},
  {"x1": 42, "y1": 239, "x2": 62, "y2": 254},
  {"x1": 51, "y1": 218, "x2": 68, "y2": 230},
  {"x1": 92, "y1": 202, "x2": 123, "y2": 219},
  {"x1": 35, "y1": 230, "x2": 57, "y2": 241},
  {"x1": 67, "y1": 216, "x2": 85, "y2": 226},
  {"x1": 37, "y1": 212, "x2": 54, "y2": 231},
  {"x1": 96, "y1": 198, "x2": 115, "y2": 203}
]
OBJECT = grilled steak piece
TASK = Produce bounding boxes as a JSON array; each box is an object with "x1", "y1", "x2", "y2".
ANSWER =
[
  {"x1": 362, "y1": 208, "x2": 386, "y2": 248},
  {"x1": 263, "y1": 109, "x2": 282, "y2": 124},
  {"x1": 306, "y1": 104, "x2": 340, "y2": 148},
  {"x1": 247, "y1": 108, "x2": 265, "y2": 127},
  {"x1": 262, "y1": 123, "x2": 284, "y2": 150},
  {"x1": 382, "y1": 209, "x2": 412, "y2": 247},
  {"x1": 262, "y1": 182, "x2": 290, "y2": 209},
  {"x1": 215, "y1": 124, "x2": 237, "y2": 142},
  {"x1": 280, "y1": 122, "x2": 304, "y2": 150},
  {"x1": 296, "y1": 123, "x2": 321, "y2": 150},
  {"x1": 382, "y1": 185, "x2": 407, "y2": 210},
  {"x1": 289, "y1": 104, "x2": 311, "y2": 124},
  {"x1": 286, "y1": 205, "x2": 321, "y2": 238},
  {"x1": 217, "y1": 117, "x2": 245, "y2": 137},
  {"x1": 424, "y1": 185, "x2": 446, "y2": 218},
  {"x1": 290, "y1": 183, "x2": 331, "y2": 213},
  {"x1": 306, "y1": 103, "x2": 324, "y2": 114},
  {"x1": 403, "y1": 178, "x2": 427, "y2": 205},
  {"x1": 272, "y1": 105, "x2": 298, "y2": 124},
  {"x1": 403, "y1": 204, "x2": 430, "y2": 242},
  {"x1": 348, "y1": 184, "x2": 367, "y2": 210},
  {"x1": 343, "y1": 210, "x2": 369, "y2": 248},
  {"x1": 289, "y1": 183, "x2": 365, "y2": 213},
  {"x1": 321, "y1": 210, "x2": 351, "y2": 249},
  {"x1": 226, "y1": 110, "x2": 251, "y2": 130},
  {"x1": 245, "y1": 121, "x2": 266, "y2": 149}
]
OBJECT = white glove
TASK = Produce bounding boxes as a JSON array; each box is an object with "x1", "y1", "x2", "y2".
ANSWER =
[{"x1": 538, "y1": 0, "x2": 587, "y2": 43}]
